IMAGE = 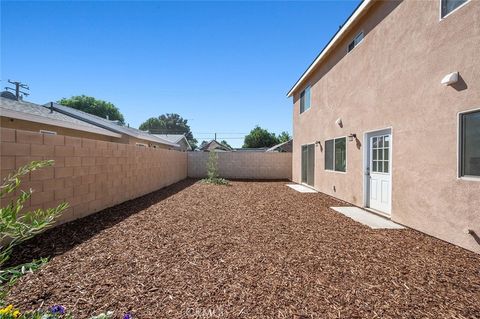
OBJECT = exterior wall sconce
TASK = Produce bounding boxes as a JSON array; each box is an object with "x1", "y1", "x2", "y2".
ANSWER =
[
  {"x1": 348, "y1": 133, "x2": 357, "y2": 142},
  {"x1": 441, "y1": 72, "x2": 458, "y2": 86},
  {"x1": 335, "y1": 118, "x2": 343, "y2": 127}
]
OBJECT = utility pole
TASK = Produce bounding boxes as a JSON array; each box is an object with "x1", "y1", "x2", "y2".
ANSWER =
[{"x1": 5, "y1": 80, "x2": 30, "y2": 100}]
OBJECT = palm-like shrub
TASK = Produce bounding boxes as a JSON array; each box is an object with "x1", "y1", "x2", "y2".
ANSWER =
[
  {"x1": 202, "y1": 152, "x2": 228, "y2": 185},
  {"x1": 0, "y1": 161, "x2": 68, "y2": 292}
]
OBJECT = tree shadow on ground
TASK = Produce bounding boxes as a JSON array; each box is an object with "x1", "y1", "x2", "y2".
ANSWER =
[{"x1": 6, "y1": 179, "x2": 197, "y2": 267}]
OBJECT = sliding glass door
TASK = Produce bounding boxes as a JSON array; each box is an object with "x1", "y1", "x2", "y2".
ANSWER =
[{"x1": 301, "y1": 144, "x2": 315, "y2": 187}]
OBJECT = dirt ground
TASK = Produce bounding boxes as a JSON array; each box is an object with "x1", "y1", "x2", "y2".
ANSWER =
[{"x1": 5, "y1": 180, "x2": 480, "y2": 318}]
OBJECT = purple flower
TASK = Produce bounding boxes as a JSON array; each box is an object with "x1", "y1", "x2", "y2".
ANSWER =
[
  {"x1": 49, "y1": 305, "x2": 66, "y2": 315},
  {"x1": 123, "y1": 313, "x2": 132, "y2": 319}
]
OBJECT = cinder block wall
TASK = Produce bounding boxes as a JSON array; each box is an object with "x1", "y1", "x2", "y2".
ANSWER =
[
  {"x1": 0, "y1": 128, "x2": 187, "y2": 225},
  {"x1": 188, "y1": 152, "x2": 292, "y2": 180}
]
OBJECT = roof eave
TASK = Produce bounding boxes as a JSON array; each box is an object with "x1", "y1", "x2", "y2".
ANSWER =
[
  {"x1": 286, "y1": 0, "x2": 373, "y2": 98},
  {"x1": 0, "y1": 108, "x2": 122, "y2": 138}
]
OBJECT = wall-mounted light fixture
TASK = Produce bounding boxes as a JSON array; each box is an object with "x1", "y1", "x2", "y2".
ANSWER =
[
  {"x1": 348, "y1": 133, "x2": 357, "y2": 142},
  {"x1": 441, "y1": 72, "x2": 458, "y2": 86},
  {"x1": 335, "y1": 118, "x2": 343, "y2": 127}
]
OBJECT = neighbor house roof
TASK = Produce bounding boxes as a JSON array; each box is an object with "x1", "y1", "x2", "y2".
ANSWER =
[
  {"x1": 286, "y1": 0, "x2": 373, "y2": 97},
  {"x1": 199, "y1": 140, "x2": 232, "y2": 152},
  {"x1": 153, "y1": 134, "x2": 192, "y2": 150},
  {"x1": 48, "y1": 102, "x2": 179, "y2": 147},
  {"x1": 266, "y1": 139, "x2": 293, "y2": 152},
  {"x1": 0, "y1": 97, "x2": 122, "y2": 138}
]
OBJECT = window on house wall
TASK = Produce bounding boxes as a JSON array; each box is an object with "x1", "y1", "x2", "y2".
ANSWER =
[
  {"x1": 347, "y1": 31, "x2": 364, "y2": 52},
  {"x1": 300, "y1": 86, "x2": 311, "y2": 114},
  {"x1": 460, "y1": 110, "x2": 480, "y2": 177},
  {"x1": 136, "y1": 143, "x2": 147, "y2": 147},
  {"x1": 441, "y1": 0, "x2": 468, "y2": 18},
  {"x1": 324, "y1": 137, "x2": 346, "y2": 172}
]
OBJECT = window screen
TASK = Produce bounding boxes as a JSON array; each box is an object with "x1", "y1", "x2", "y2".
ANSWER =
[
  {"x1": 347, "y1": 32, "x2": 364, "y2": 52},
  {"x1": 334, "y1": 138, "x2": 346, "y2": 172},
  {"x1": 325, "y1": 138, "x2": 346, "y2": 172},
  {"x1": 300, "y1": 86, "x2": 311, "y2": 114},
  {"x1": 460, "y1": 110, "x2": 480, "y2": 177},
  {"x1": 441, "y1": 0, "x2": 467, "y2": 18},
  {"x1": 325, "y1": 140, "x2": 334, "y2": 170}
]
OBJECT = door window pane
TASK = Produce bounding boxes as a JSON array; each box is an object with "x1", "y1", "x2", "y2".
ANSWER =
[
  {"x1": 441, "y1": 0, "x2": 467, "y2": 18},
  {"x1": 325, "y1": 140, "x2": 334, "y2": 170},
  {"x1": 384, "y1": 161, "x2": 389, "y2": 173},
  {"x1": 307, "y1": 144, "x2": 315, "y2": 186},
  {"x1": 461, "y1": 110, "x2": 480, "y2": 177},
  {"x1": 301, "y1": 145, "x2": 308, "y2": 183}
]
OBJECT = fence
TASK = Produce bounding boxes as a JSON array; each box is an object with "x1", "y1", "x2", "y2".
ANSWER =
[
  {"x1": 188, "y1": 151, "x2": 292, "y2": 180},
  {"x1": 0, "y1": 128, "x2": 188, "y2": 225},
  {"x1": 1, "y1": 128, "x2": 293, "y2": 226}
]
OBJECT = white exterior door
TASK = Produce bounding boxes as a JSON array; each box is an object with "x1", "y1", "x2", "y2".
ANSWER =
[{"x1": 367, "y1": 133, "x2": 391, "y2": 214}]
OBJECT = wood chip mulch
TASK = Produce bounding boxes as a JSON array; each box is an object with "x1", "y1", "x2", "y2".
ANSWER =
[{"x1": 5, "y1": 179, "x2": 480, "y2": 318}]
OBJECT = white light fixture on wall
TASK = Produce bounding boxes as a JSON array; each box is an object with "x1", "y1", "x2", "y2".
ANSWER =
[{"x1": 441, "y1": 72, "x2": 459, "y2": 86}]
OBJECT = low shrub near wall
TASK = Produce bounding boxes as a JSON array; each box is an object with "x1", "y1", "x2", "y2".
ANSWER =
[
  {"x1": 0, "y1": 128, "x2": 188, "y2": 226},
  {"x1": 188, "y1": 151, "x2": 292, "y2": 180}
]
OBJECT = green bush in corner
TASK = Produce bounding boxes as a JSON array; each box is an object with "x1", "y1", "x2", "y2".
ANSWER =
[{"x1": 202, "y1": 152, "x2": 229, "y2": 185}]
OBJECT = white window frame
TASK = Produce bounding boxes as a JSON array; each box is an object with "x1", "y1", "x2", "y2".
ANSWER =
[
  {"x1": 347, "y1": 31, "x2": 364, "y2": 53},
  {"x1": 299, "y1": 85, "x2": 311, "y2": 114},
  {"x1": 457, "y1": 108, "x2": 480, "y2": 181},
  {"x1": 324, "y1": 136, "x2": 347, "y2": 173},
  {"x1": 439, "y1": 0, "x2": 470, "y2": 20}
]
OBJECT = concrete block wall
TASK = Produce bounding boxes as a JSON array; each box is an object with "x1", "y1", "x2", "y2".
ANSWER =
[
  {"x1": 188, "y1": 151, "x2": 292, "y2": 180},
  {"x1": 0, "y1": 128, "x2": 187, "y2": 225}
]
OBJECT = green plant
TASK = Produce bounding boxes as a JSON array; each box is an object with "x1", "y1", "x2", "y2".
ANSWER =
[
  {"x1": 0, "y1": 161, "x2": 68, "y2": 302},
  {"x1": 201, "y1": 152, "x2": 229, "y2": 185}
]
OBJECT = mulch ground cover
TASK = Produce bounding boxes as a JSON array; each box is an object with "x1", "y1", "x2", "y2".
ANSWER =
[{"x1": 5, "y1": 179, "x2": 480, "y2": 318}]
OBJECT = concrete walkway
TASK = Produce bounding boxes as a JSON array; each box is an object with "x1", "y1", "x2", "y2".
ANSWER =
[
  {"x1": 330, "y1": 206, "x2": 405, "y2": 229},
  {"x1": 286, "y1": 183, "x2": 317, "y2": 193}
]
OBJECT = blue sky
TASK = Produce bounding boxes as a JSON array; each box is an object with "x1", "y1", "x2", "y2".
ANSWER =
[{"x1": 1, "y1": 0, "x2": 359, "y2": 147}]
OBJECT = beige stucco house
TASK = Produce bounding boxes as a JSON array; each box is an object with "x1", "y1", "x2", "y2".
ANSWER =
[{"x1": 288, "y1": 0, "x2": 479, "y2": 253}]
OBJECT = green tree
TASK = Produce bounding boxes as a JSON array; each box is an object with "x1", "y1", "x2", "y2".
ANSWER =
[
  {"x1": 57, "y1": 95, "x2": 125, "y2": 124},
  {"x1": 220, "y1": 140, "x2": 232, "y2": 149},
  {"x1": 139, "y1": 113, "x2": 197, "y2": 149},
  {"x1": 243, "y1": 126, "x2": 279, "y2": 148},
  {"x1": 277, "y1": 131, "x2": 292, "y2": 143}
]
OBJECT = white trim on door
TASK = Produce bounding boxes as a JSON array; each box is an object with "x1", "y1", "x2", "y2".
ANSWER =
[{"x1": 363, "y1": 127, "x2": 393, "y2": 216}]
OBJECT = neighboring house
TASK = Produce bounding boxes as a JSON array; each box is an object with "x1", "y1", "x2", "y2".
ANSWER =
[
  {"x1": 0, "y1": 96, "x2": 121, "y2": 141},
  {"x1": 288, "y1": 0, "x2": 479, "y2": 253},
  {"x1": 152, "y1": 134, "x2": 192, "y2": 151},
  {"x1": 234, "y1": 147, "x2": 269, "y2": 152},
  {"x1": 198, "y1": 140, "x2": 232, "y2": 152},
  {"x1": 47, "y1": 102, "x2": 178, "y2": 149},
  {"x1": 266, "y1": 139, "x2": 293, "y2": 153}
]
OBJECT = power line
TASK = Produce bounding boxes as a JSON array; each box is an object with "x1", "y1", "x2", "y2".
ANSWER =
[{"x1": 5, "y1": 80, "x2": 29, "y2": 100}]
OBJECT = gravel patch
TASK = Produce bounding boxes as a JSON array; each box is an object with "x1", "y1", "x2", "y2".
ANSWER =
[{"x1": 5, "y1": 179, "x2": 480, "y2": 318}]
